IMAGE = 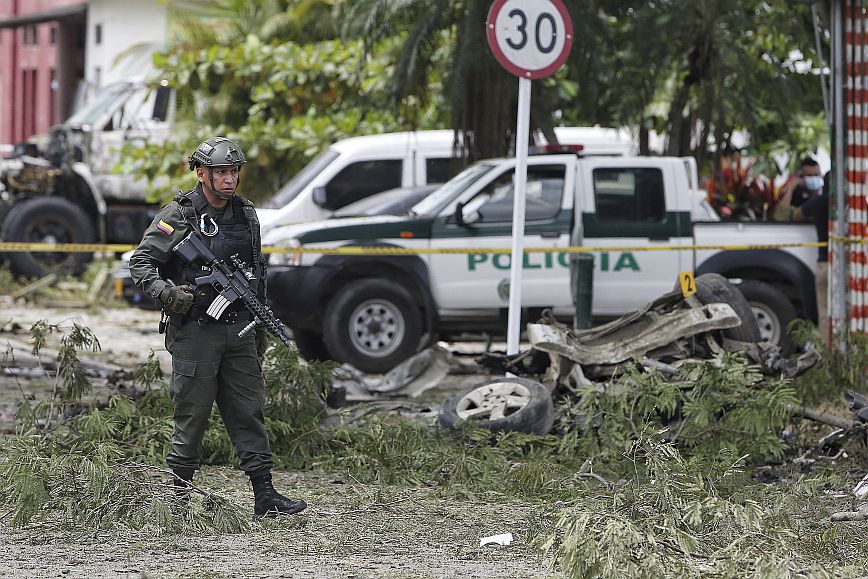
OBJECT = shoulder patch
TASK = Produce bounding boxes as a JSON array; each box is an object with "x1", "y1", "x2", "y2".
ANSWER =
[{"x1": 156, "y1": 219, "x2": 175, "y2": 235}]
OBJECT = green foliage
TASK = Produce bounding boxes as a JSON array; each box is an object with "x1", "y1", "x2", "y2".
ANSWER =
[
  {"x1": 541, "y1": 430, "x2": 861, "y2": 578},
  {"x1": 262, "y1": 340, "x2": 336, "y2": 467},
  {"x1": 121, "y1": 35, "x2": 445, "y2": 202},
  {"x1": 0, "y1": 322, "x2": 338, "y2": 534},
  {"x1": 14, "y1": 321, "x2": 101, "y2": 431},
  {"x1": 790, "y1": 319, "x2": 868, "y2": 406},
  {"x1": 343, "y1": 0, "x2": 825, "y2": 163},
  {"x1": 0, "y1": 436, "x2": 250, "y2": 534},
  {"x1": 558, "y1": 353, "x2": 798, "y2": 470}
]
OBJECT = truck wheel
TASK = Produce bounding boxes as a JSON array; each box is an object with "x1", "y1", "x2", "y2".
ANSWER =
[
  {"x1": 323, "y1": 278, "x2": 422, "y2": 373},
  {"x1": 439, "y1": 377, "x2": 554, "y2": 435},
  {"x1": 694, "y1": 273, "x2": 761, "y2": 343},
  {"x1": 293, "y1": 329, "x2": 331, "y2": 362},
  {"x1": 736, "y1": 279, "x2": 798, "y2": 356},
  {"x1": 1, "y1": 197, "x2": 95, "y2": 277}
]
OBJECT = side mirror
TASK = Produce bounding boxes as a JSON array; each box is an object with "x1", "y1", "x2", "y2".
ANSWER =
[
  {"x1": 454, "y1": 202, "x2": 466, "y2": 225},
  {"x1": 453, "y1": 201, "x2": 480, "y2": 226},
  {"x1": 312, "y1": 186, "x2": 328, "y2": 208}
]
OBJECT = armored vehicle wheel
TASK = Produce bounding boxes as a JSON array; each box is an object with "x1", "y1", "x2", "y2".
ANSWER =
[
  {"x1": 694, "y1": 273, "x2": 762, "y2": 344},
  {"x1": 1, "y1": 197, "x2": 96, "y2": 277},
  {"x1": 323, "y1": 278, "x2": 423, "y2": 373},
  {"x1": 439, "y1": 377, "x2": 555, "y2": 435}
]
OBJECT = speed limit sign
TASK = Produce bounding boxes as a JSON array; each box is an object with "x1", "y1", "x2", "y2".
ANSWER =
[
  {"x1": 488, "y1": 0, "x2": 573, "y2": 359},
  {"x1": 486, "y1": 0, "x2": 573, "y2": 79}
]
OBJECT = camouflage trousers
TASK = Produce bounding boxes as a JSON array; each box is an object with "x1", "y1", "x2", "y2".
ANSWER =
[{"x1": 164, "y1": 319, "x2": 273, "y2": 475}]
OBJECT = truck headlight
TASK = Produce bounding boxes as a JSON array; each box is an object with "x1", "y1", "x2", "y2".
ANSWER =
[{"x1": 268, "y1": 238, "x2": 302, "y2": 267}]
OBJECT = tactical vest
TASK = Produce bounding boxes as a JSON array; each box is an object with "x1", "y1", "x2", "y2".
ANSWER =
[{"x1": 162, "y1": 187, "x2": 263, "y2": 325}]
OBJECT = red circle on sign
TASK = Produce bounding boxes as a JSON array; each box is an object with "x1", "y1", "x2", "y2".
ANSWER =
[{"x1": 486, "y1": 0, "x2": 573, "y2": 80}]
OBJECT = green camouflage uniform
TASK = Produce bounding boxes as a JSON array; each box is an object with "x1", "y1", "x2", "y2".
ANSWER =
[{"x1": 129, "y1": 185, "x2": 273, "y2": 476}]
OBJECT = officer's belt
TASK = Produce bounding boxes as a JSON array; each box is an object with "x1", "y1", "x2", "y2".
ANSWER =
[{"x1": 184, "y1": 305, "x2": 252, "y2": 326}]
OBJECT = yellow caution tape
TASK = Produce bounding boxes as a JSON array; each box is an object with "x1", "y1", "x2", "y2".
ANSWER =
[
  {"x1": 0, "y1": 240, "x2": 830, "y2": 255},
  {"x1": 0, "y1": 242, "x2": 137, "y2": 252}
]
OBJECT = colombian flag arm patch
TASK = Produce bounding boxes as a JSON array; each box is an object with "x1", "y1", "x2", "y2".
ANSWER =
[{"x1": 156, "y1": 219, "x2": 175, "y2": 235}]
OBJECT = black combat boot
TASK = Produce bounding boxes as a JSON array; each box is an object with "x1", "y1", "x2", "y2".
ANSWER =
[
  {"x1": 250, "y1": 472, "x2": 307, "y2": 518},
  {"x1": 171, "y1": 468, "x2": 194, "y2": 502},
  {"x1": 171, "y1": 468, "x2": 196, "y2": 516}
]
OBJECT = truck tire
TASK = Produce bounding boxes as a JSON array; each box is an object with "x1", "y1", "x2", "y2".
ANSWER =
[
  {"x1": 736, "y1": 279, "x2": 798, "y2": 356},
  {"x1": 293, "y1": 329, "x2": 331, "y2": 362},
  {"x1": 1, "y1": 197, "x2": 96, "y2": 277},
  {"x1": 322, "y1": 278, "x2": 422, "y2": 373},
  {"x1": 439, "y1": 377, "x2": 555, "y2": 435},
  {"x1": 694, "y1": 273, "x2": 762, "y2": 344}
]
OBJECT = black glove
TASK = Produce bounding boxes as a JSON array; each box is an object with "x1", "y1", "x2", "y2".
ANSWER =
[
  {"x1": 159, "y1": 284, "x2": 193, "y2": 315},
  {"x1": 256, "y1": 329, "x2": 269, "y2": 358}
]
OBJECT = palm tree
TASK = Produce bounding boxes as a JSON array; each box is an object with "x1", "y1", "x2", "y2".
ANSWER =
[
  {"x1": 169, "y1": 0, "x2": 340, "y2": 49},
  {"x1": 343, "y1": 0, "x2": 583, "y2": 162},
  {"x1": 343, "y1": 0, "x2": 824, "y2": 166}
]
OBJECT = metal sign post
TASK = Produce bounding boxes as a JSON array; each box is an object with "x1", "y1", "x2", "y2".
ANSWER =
[{"x1": 485, "y1": 0, "x2": 573, "y2": 355}]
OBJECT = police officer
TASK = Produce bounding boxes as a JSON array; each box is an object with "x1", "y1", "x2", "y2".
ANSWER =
[{"x1": 129, "y1": 136, "x2": 306, "y2": 517}]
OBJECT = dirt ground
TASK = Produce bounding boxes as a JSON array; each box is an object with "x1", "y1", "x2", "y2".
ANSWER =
[
  {"x1": 0, "y1": 470, "x2": 558, "y2": 579},
  {"x1": 0, "y1": 301, "x2": 558, "y2": 578}
]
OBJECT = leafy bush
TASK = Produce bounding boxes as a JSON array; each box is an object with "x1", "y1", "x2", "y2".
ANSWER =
[{"x1": 705, "y1": 154, "x2": 781, "y2": 221}]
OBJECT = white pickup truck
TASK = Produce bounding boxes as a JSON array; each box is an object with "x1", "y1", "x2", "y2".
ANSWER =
[{"x1": 264, "y1": 150, "x2": 818, "y2": 372}]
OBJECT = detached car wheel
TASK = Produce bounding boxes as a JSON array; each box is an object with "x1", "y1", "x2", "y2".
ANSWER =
[
  {"x1": 439, "y1": 377, "x2": 555, "y2": 435},
  {"x1": 1, "y1": 197, "x2": 96, "y2": 277},
  {"x1": 694, "y1": 273, "x2": 761, "y2": 344},
  {"x1": 737, "y1": 279, "x2": 798, "y2": 356},
  {"x1": 323, "y1": 278, "x2": 422, "y2": 373}
]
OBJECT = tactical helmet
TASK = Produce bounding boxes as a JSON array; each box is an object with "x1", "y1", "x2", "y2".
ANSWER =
[{"x1": 188, "y1": 137, "x2": 246, "y2": 171}]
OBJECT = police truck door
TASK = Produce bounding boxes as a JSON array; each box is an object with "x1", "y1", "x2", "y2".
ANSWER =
[
  {"x1": 577, "y1": 157, "x2": 688, "y2": 316},
  {"x1": 427, "y1": 157, "x2": 574, "y2": 313}
]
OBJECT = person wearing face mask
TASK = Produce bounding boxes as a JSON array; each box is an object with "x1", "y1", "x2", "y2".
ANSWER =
[
  {"x1": 129, "y1": 136, "x2": 308, "y2": 518},
  {"x1": 794, "y1": 171, "x2": 830, "y2": 346},
  {"x1": 780, "y1": 157, "x2": 824, "y2": 208}
]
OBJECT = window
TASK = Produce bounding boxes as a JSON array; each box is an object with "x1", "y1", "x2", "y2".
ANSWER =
[
  {"x1": 593, "y1": 167, "x2": 665, "y2": 223},
  {"x1": 463, "y1": 165, "x2": 565, "y2": 223},
  {"x1": 49, "y1": 69, "x2": 57, "y2": 125},
  {"x1": 50, "y1": 26, "x2": 57, "y2": 45},
  {"x1": 95, "y1": 24, "x2": 102, "y2": 45},
  {"x1": 323, "y1": 160, "x2": 403, "y2": 210},
  {"x1": 426, "y1": 157, "x2": 454, "y2": 184}
]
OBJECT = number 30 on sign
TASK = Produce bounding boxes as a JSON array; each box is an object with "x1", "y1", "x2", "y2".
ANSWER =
[{"x1": 486, "y1": 0, "x2": 573, "y2": 80}]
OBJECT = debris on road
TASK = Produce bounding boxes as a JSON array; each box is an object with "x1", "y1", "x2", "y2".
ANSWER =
[{"x1": 480, "y1": 532, "x2": 513, "y2": 547}]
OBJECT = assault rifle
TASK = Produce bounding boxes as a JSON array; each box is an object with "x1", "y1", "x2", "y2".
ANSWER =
[{"x1": 173, "y1": 232, "x2": 293, "y2": 347}]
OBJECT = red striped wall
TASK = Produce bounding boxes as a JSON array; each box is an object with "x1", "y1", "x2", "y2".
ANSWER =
[{"x1": 847, "y1": 0, "x2": 868, "y2": 332}]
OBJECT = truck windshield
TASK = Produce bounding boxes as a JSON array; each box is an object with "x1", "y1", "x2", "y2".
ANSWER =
[
  {"x1": 265, "y1": 149, "x2": 341, "y2": 208},
  {"x1": 410, "y1": 163, "x2": 495, "y2": 215},
  {"x1": 66, "y1": 82, "x2": 135, "y2": 127}
]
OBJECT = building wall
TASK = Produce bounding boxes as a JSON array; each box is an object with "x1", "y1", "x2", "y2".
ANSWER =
[
  {"x1": 86, "y1": 0, "x2": 167, "y2": 93},
  {"x1": 0, "y1": 0, "x2": 167, "y2": 151},
  {"x1": 0, "y1": 0, "x2": 86, "y2": 150}
]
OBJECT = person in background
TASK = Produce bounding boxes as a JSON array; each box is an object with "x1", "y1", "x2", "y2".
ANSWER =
[
  {"x1": 778, "y1": 157, "x2": 824, "y2": 209},
  {"x1": 793, "y1": 171, "x2": 830, "y2": 346}
]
